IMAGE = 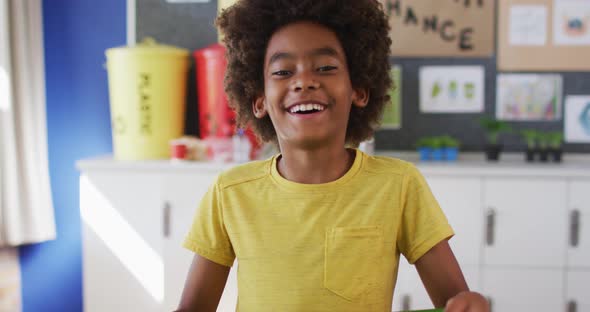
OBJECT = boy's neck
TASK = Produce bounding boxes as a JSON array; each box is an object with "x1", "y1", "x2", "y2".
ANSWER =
[{"x1": 276, "y1": 146, "x2": 355, "y2": 184}]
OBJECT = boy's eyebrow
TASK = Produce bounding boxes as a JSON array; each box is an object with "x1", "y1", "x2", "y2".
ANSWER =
[{"x1": 267, "y1": 47, "x2": 340, "y2": 66}]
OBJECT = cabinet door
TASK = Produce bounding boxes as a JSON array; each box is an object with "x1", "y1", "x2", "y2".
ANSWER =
[
  {"x1": 483, "y1": 178, "x2": 567, "y2": 268},
  {"x1": 392, "y1": 260, "x2": 480, "y2": 311},
  {"x1": 568, "y1": 180, "x2": 590, "y2": 269},
  {"x1": 392, "y1": 260, "x2": 431, "y2": 311},
  {"x1": 566, "y1": 270, "x2": 590, "y2": 312},
  {"x1": 482, "y1": 268, "x2": 564, "y2": 312},
  {"x1": 425, "y1": 176, "x2": 483, "y2": 267},
  {"x1": 161, "y1": 171, "x2": 238, "y2": 312},
  {"x1": 81, "y1": 172, "x2": 163, "y2": 312}
]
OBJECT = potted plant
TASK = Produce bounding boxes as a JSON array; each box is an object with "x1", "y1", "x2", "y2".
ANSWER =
[
  {"x1": 536, "y1": 131, "x2": 550, "y2": 162},
  {"x1": 440, "y1": 135, "x2": 460, "y2": 161},
  {"x1": 548, "y1": 131, "x2": 564, "y2": 162},
  {"x1": 415, "y1": 137, "x2": 433, "y2": 161},
  {"x1": 479, "y1": 117, "x2": 511, "y2": 161},
  {"x1": 430, "y1": 136, "x2": 444, "y2": 161},
  {"x1": 520, "y1": 129, "x2": 538, "y2": 162}
]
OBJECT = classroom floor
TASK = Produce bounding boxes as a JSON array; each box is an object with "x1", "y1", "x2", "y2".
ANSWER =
[{"x1": 0, "y1": 248, "x2": 21, "y2": 312}]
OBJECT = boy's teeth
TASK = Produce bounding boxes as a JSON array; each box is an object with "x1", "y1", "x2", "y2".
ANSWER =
[{"x1": 289, "y1": 103, "x2": 325, "y2": 113}]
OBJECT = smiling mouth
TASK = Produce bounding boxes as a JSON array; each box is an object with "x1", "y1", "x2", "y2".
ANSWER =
[{"x1": 288, "y1": 103, "x2": 326, "y2": 115}]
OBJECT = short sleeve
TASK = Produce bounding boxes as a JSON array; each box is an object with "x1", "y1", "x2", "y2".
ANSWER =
[
  {"x1": 183, "y1": 178, "x2": 235, "y2": 267},
  {"x1": 397, "y1": 164, "x2": 454, "y2": 264}
]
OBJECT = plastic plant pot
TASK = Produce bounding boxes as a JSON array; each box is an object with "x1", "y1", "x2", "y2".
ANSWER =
[
  {"x1": 431, "y1": 148, "x2": 444, "y2": 161},
  {"x1": 444, "y1": 147, "x2": 458, "y2": 161},
  {"x1": 418, "y1": 147, "x2": 432, "y2": 161}
]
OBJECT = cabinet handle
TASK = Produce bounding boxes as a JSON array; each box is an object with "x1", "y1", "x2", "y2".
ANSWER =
[
  {"x1": 570, "y1": 210, "x2": 580, "y2": 248},
  {"x1": 401, "y1": 294, "x2": 411, "y2": 311},
  {"x1": 163, "y1": 201, "x2": 171, "y2": 238},
  {"x1": 486, "y1": 208, "x2": 496, "y2": 246},
  {"x1": 567, "y1": 300, "x2": 577, "y2": 312}
]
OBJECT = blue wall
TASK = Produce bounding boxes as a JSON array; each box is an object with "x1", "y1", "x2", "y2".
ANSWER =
[{"x1": 18, "y1": 1, "x2": 125, "y2": 311}]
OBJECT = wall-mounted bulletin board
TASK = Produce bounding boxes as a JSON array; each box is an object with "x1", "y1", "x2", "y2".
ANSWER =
[
  {"x1": 137, "y1": 0, "x2": 590, "y2": 153},
  {"x1": 498, "y1": 0, "x2": 590, "y2": 71},
  {"x1": 380, "y1": 0, "x2": 495, "y2": 57}
]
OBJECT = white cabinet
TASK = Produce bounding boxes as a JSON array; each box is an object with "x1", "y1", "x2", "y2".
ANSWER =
[
  {"x1": 393, "y1": 260, "x2": 480, "y2": 311},
  {"x1": 425, "y1": 176, "x2": 483, "y2": 267},
  {"x1": 81, "y1": 171, "x2": 164, "y2": 312},
  {"x1": 566, "y1": 271, "x2": 590, "y2": 312},
  {"x1": 568, "y1": 180, "x2": 590, "y2": 269},
  {"x1": 79, "y1": 162, "x2": 237, "y2": 312},
  {"x1": 161, "y1": 172, "x2": 238, "y2": 312},
  {"x1": 392, "y1": 260, "x2": 431, "y2": 311},
  {"x1": 482, "y1": 178, "x2": 568, "y2": 268},
  {"x1": 481, "y1": 178, "x2": 568, "y2": 311},
  {"x1": 393, "y1": 176, "x2": 483, "y2": 310},
  {"x1": 481, "y1": 268, "x2": 564, "y2": 312}
]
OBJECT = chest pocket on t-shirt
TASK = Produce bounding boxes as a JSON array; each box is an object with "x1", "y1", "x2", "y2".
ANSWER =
[{"x1": 324, "y1": 225, "x2": 384, "y2": 301}]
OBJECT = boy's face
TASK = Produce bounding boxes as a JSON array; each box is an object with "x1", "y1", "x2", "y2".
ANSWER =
[{"x1": 253, "y1": 21, "x2": 368, "y2": 149}]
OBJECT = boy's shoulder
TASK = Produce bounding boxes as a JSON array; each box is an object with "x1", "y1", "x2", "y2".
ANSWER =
[
  {"x1": 216, "y1": 157, "x2": 274, "y2": 189},
  {"x1": 362, "y1": 153, "x2": 416, "y2": 176}
]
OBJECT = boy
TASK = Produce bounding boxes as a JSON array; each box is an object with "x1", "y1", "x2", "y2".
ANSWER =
[{"x1": 178, "y1": 0, "x2": 489, "y2": 311}]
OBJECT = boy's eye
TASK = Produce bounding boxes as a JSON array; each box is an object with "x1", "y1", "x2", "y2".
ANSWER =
[
  {"x1": 272, "y1": 70, "x2": 292, "y2": 76},
  {"x1": 317, "y1": 65, "x2": 337, "y2": 72}
]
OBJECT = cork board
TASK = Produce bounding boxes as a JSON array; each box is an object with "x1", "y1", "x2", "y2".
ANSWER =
[
  {"x1": 498, "y1": 0, "x2": 590, "y2": 71},
  {"x1": 380, "y1": 0, "x2": 495, "y2": 57}
]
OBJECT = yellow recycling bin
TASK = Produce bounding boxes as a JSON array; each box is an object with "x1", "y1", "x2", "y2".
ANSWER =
[{"x1": 106, "y1": 38, "x2": 189, "y2": 160}]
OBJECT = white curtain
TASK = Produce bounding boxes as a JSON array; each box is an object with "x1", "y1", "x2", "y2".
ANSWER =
[{"x1": 0, "y1": 0, "x2": 56, "y2": 246}]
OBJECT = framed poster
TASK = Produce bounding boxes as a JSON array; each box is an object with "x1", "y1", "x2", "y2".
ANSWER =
[
  {"x1": 380, "y1": 0, "x2": 495, "y2": 57},
  {"x1": 565, "y1": 95, "x2": 590, "y2": 143},
  {"x1": 496, "y1": 74, "x2": 563, "y2": 121},
  {"x1": 419, "y1": 66, "x2": 485, "y2": 113},
  {"x1": 380, "y1": 66, "x2": 402, "y2": 129}
]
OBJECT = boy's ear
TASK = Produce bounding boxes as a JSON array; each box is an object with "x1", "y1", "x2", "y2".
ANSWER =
[
  {"x1": 252, "y1": 96, "x2": 268, "y2": 119},
  {"x1": 352, "y1": 88, "x2": 370, "y2": 108}
]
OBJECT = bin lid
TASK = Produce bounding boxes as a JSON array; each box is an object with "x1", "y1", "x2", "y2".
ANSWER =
[
  {"x1": 194, "y1": 43, "x2": 226, "y2": 59},
  {"x1": 106, "y1": 37, "x2": 189, "y2": 58}
]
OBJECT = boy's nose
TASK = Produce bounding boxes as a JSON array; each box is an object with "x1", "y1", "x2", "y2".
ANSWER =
[{"x1": 291, "y1": 73, "x2": 320, "y2": 91}]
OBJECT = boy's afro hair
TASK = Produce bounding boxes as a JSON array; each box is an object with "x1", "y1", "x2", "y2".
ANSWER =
[{"x1": 216, "y1": 0, "x2": 392, "y2": 145}]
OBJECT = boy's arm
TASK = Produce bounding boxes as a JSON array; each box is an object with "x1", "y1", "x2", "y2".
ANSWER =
[
  {"x1": 415, "y1": 240, "x2": 489, "y2": 311},
  {"x1": 176, "y1": 254, "x2": 230, "y2": 312}
]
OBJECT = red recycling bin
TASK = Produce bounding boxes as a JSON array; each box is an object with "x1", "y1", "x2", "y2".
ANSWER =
[{"x1": 194, "y1": 43, "x2": 235, "y2": 139}]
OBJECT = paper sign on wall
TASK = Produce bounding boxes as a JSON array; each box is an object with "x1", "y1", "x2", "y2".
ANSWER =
[
  {"x1": 496, "y1": 74, "x2": 563, "y2": 121},
  {"x1": 380, "y1": 66, "x2": 402, "y2": 129},
  {"x1": 218, "y1": 0, "x2": 238, "y2": 12},
  {"x1": 380, "y1": 0, "x2": 495, "y2": 57},
  {"x1": 419, "y1": 66, "x2": 485, "y2": 113},
  {"x1": 509, "y1": 5, "x2": 548, "y2": 46},
  {"x1": 553, "y1": 0, "x2": 590, "y2": 46},
  {"x1": 565, "y1": 96, "x2": 590, "y2": 143}
]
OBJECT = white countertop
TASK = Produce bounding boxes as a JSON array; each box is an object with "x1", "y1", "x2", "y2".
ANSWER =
[{"x1": 76, "y1": 151, "x2": 590, "y2": 178}]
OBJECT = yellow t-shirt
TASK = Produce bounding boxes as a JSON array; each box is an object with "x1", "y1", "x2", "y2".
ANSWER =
[{"x1": 184, "y1": 149, "x2": 454, "y2": 312}]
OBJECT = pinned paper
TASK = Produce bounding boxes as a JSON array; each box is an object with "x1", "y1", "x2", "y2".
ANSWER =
[
  {"x1": 496, "y1": 74, "x2": 563, "y2": 121},
  {"x1": 509, "y1": 5, "x2": 548, "y2": 46},
  {"x1": 419, "y1": 66, "x2": 484, "y2": 113},
  {"x1": 217, "y1": 0, "x2": 239, "y2": 42},
  {"x1": 565, "y1": 95, "x2": 590, "y2": 143},
  {"x1": 553, "y1": 0, "x2": 590, "y2": 46},
  {"x1": 380, "y1": 66, "x2": 402, "y2": 129},
  {"x1": 218, "y1": 0, "x2": 238, "y2": 12}
]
